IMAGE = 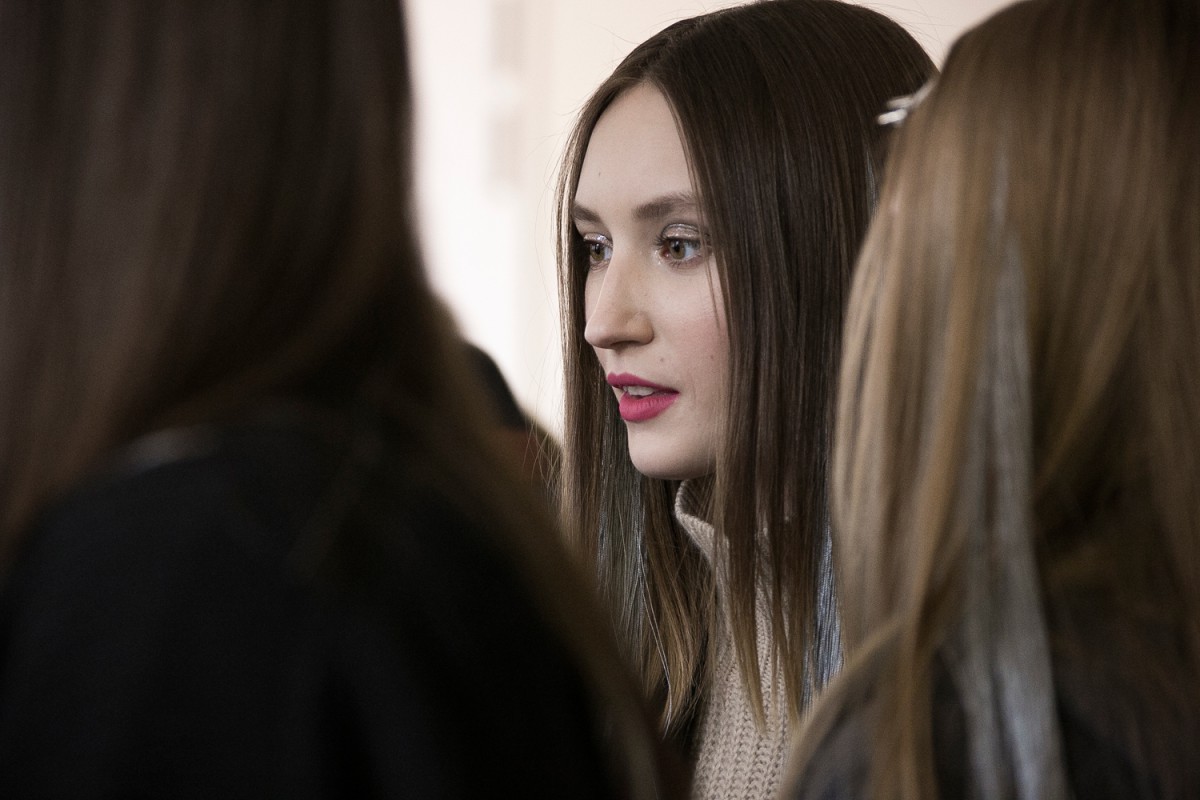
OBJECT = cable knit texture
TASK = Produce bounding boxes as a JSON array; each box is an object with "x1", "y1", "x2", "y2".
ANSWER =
[{"x1": 674, "y1": 482, "x2": 841, "y2": 800}]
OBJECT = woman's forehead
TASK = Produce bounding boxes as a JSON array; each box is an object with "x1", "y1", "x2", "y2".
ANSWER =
[{"x1": 574, "y1": 85, "x2": 695, "y2": 224}]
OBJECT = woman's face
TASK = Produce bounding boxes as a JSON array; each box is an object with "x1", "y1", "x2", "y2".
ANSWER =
[{"x1": 573, "y1": 84, "x2": 728, "y2": 481}]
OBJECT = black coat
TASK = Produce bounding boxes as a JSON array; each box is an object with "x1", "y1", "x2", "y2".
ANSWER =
[{"x1": 0, "y1": 413, "x2": 616, "y2": 798}]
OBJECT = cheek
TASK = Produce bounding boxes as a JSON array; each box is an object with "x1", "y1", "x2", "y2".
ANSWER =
[
  {"x1": 682, "y1": 291, "x2": 728, "y2": 363},
  {"x1": 701, "y1": 305, "x2": 731, "y2": 399},
  {"x1": 676, "y1": 304, "x2": 729, "y2": 401},
  {"x1": 706, "y1": 331, "x2": 730, "y2": 400}
]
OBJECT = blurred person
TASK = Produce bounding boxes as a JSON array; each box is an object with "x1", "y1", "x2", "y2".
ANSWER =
[
  {"x1": 465, "y1": 342, "x2": 561, "y2": 496},
  {"x1": 786, "y1": 0, "x2": 1200, "y2": 797},
  {"x1": 0, "y1": 2, "x2": 670, "y2": 797}
]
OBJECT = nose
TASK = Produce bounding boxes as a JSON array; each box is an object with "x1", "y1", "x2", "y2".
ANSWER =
[{"x1": 583, "y1": 257, "x2": 653, "y2": 351}]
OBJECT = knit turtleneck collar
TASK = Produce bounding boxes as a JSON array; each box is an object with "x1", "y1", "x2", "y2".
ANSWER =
[
  {"x1": 674, "y1": 479, "x2": 717, "y2": 567},
  {"x1": 671, "y1": 481, "x2": 793, "y2": 799}
]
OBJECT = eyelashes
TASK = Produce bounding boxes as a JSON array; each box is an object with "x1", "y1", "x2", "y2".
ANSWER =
[
  {"x1": 578, "y1": 224, "x2": 708, "y2": 270},
  {"x1": 581, "y1": 233, "x2": 613, "y2": 269},
  {"x1": 654, "y1": 227, "x2": 706, "y2": 265}
]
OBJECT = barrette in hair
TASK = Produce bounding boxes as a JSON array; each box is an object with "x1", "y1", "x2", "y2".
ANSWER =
[{"x1": 876, "y1": 80, "x2": 934, "y2": 127}]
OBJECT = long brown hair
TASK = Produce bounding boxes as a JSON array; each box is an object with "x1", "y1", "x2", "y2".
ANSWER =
[
  {"x1": 0, "y1": 1, "x2": 422, "y2": 545},
  {"x1": 557, "y1": 0, "x2": 933, "y2": 734},
  {"x1": 0, "y1": 2, "x2": 666, "y2": 794},
  {"x1": 797, "y1": 0, "x2": 1200, "y2": 796}
]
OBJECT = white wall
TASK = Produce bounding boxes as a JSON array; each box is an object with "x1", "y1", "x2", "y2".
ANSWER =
[{"x1": 406, "y1": 0, "x2": 1012, "y2": 433}]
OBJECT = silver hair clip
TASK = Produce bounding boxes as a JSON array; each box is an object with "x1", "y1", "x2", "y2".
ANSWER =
[{"x1": 876, "y1": 80, "x2": 934, "y2": 127}]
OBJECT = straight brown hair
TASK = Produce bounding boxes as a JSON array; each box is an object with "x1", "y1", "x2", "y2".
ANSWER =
[
  {"x1": 0, "y1": 2, "x2": 666, "y2": 794},
  {"x1": 557, "y1": 0, "x2": 933, "y2": 734},
  {"x1": 791, "y1": 0, "x2": 1200, "y2": 796}
]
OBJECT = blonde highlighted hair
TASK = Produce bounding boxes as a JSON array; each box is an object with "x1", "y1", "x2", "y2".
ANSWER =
[{"x1": 792, "y1": 0, "x2": 1200, "y2": 797}]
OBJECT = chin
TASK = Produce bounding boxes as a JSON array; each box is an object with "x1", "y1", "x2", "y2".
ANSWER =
[
  {"x1": 629, "y1": 455, "x2": 712, "y2": 482},
  {"x1": 626, "y1": 431, "x2": 716, "y2": 482}
]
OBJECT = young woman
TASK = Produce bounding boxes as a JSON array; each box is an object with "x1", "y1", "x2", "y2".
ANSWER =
[
  {"x1": 787, "y1": 0, "x2": 1200, "y2": 797},
  {"x1": 0, "y1": 2, "x2": 668, "y2": 796},
  {"x1": 556, "y1": 1, "x2": 933, "y2": 795}
]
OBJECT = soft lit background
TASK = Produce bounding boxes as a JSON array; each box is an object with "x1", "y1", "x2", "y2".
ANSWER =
[{"x1": 406, "y1": 0, "x2": 1012, "y2": 433}]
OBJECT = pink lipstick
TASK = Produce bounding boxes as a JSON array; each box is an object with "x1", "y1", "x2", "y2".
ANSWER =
[{"x1": 607, "y1": 373, "x2": 679, "y2": 422}]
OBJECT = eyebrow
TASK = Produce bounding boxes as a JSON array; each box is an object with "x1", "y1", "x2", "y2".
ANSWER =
[{"x1": 571, "y1": 192, "x2": 699, "y2": 226}]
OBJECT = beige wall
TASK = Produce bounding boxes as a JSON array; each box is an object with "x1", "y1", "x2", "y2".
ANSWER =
[{"x1": 407, "y1": 0, "x2": 1012, "y2": 432}]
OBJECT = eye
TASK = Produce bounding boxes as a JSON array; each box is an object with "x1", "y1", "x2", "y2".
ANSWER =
[
  {"x1": 581, "y1": 233, "x2": 612, "y2": 269},
  {"x1": 656, "y1": 225, "x2": 706, "y2": 265},
  {"x1": 661, "y1": 237, "x2": 702, "y2": 261}
]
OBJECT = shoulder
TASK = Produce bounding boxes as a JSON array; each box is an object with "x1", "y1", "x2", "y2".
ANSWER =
[
  {"x1": 784, "y1": 631, "x2": 967, "y2": 800},
  {"x1": 0, "y1": 418, "x2": 338, "y2": 791},
  {"x1": 0, "y1": 412, "x2": 613, "y2": 797},
  {"x1": 6, "y1": 408, "x2": 537, "y2": 620},
  {"x1": 783, "y1": 637, "x2": 885, "y2": 800},
  {"x1": 2, "y1": 417, "x2": 344, "y2": 653}
]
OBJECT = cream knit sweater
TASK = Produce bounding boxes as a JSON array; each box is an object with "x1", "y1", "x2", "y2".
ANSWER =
[{"x1": 674, "y1": 484, "x2": 840, "y2": 800}]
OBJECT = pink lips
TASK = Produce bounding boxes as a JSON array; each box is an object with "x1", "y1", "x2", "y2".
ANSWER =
[{"x1": 607, "y1": 373, "x2": 679, "y2": 422}]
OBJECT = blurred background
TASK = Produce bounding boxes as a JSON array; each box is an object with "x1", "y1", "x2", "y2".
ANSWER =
[{"x1": 406, "y1": 0, "x2": 1011, "y2": 434}]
